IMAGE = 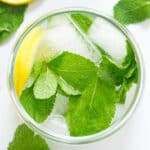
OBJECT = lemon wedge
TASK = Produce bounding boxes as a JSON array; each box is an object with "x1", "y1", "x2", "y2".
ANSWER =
[
  {"x1": 1, "y1": 0, "x2": 33, "y2": 5},
  {"x1": 14, "y1": 26, "x2": 43, "y2": 97}
]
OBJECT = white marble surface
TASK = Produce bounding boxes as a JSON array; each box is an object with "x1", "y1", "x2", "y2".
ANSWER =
[{"x1": 0, "y1": 0, "x2": 150, "y2": 149}]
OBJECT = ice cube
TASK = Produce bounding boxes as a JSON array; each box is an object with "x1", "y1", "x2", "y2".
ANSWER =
[
  {"x1": 39, "y1": 94, "x2": 69, "y2": 136},
  {"x1": 41, "y1": 115, "x2": 69, "y2": 136},
  {"x1": 52, "y1": 93, "x2": 69, "y2": 115},
  {"x1": 47, "y1": 15, "x2": 70, "y2": 28},
  {"x1": 36, "y1": 39, "x2": 58, "y2": 60},
  {"x1": 43, "y1": 15, "x2": 100, "y2": 64},
  {"x1": 88, "y1": 18, "x2": 127, "y2": 64}
]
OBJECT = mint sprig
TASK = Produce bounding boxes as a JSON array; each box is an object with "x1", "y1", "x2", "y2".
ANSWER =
[
  {"x1": 48, "y1": 52, "x2": 117, "y2": 136},
  {"x1": 19, "y1": 43, "x2": 138, "y2": 134},
  {"x1": 8, "y1": 124, "x2": 49, "y2": 150},
  {"x1": 48, "y1": 51, "x2": 98, "y2": 91},
  {"x1": 0, "y1": 3, "x2": 27, "y2": 43},
  {"x1": 114, "y1": 0, "x2": 150, "y2": 25}
]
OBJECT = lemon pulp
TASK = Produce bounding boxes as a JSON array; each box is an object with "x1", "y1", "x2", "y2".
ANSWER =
[{"x1": 14, "y1": 26, "x2": 43, "y2": 96}]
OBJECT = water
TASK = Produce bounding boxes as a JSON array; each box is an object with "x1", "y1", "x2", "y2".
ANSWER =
[{"x1": 21, "y1": 12, "x2": 137, "y2": 137}]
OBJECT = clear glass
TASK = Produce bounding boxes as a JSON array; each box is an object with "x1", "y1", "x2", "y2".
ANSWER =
[{"x1": 8, "y1": 8, "x2": 144, "y2": 144}]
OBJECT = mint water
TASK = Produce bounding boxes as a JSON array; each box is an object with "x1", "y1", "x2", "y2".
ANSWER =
[{"x1": 17, "y1": 11, "x2": 138, "y2": 137}]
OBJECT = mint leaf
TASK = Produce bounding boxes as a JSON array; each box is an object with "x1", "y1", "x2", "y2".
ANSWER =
[
  {"x1": 66, "y1": 77, "x2": 116, "y2": 136},
  {"x1": 48, "y1": 51, "x2": 98, "y2": 91},
  {"x1": 99, "y1": 55, "x2": 125, "y2": 86},
  {"x1": 117, "y1": 68, "x2": 138, "y2": 103},
  {"x1": 98, "y1": 40, "x2": 138, "y2": 103},
  {"x1": 116, "y1": 80, "x2": 127, "y2": 104},
  {"x1": 20, "y1": 87, "x2": 55, "y2": 123},
  {"x1": 119, "y1": 41, "x2": 138, "y2": 103},
  {"x1": 0, "y1": 3, "x2": 27, "y2": 43},
  {"x1": 57, "y1": 77, "x2": 81, "y2": 96},
  {"x1": 33, "y1": 70, "x2": 57, "y2": 99},
  {"x1": 123, "y1": 40, "x2": 138, "y2": 79},
  {"x1": 114, "y1": 0, "x2": 150, "y2": 24},
  {"x1": 71, "y1": 13, "x2": 94, "y2": 33},
  {"x1": 25, "y1": 61, "x2": 46, "y2": 89},
  {"x1": 8, "y1": 124, "x2": 49, "y2": 150}
]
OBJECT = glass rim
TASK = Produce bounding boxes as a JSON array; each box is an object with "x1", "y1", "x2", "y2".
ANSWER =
[{"x1": 8, "y1": 7, "x2": 145, "y2": 144}]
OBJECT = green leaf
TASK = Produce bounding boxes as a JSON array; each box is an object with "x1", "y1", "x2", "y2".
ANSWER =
[
  {"x1": 99, "y1": 55, "x2": 125, "y2": 86},
  {"x1": 116, "y1": 68, "x2": 138, "y2": 103},
  {"x1": 98, "y1": 40, "x2": 138, "y2": 103},
  {"x1": 0, "y1": 3, "x2": 27, "y2": 43},
  {"x1": 70, "y1": 13, "x2": 94, "y2": 33},
  {"x1": 116, "y1": 80, "x2": 127, "y2": 104},
  {"x1": 117, "y1": 41, "x2": 138, "y2": 103},
  {"x1": 66, "y1": 77, "x2": 116, "y2": 136},
  {"x1": 114, "y1": 0, "x2": 150, "y2": 24},
  {"x1": 48, "y1": 51, "x2": 98, "y2": 91},
  {"x1": 20, "y1": 87, "x2": 55, "y2": 123},
  {"x1": 57, "y1": 77, "x2": 81, "y2": 96},
  {"x1": 123, "y1": 40, "x2": 138, "y2": 79},
  {"x1": 25, "y1": 61, "x2": 46, "y2": 89},
  {"x1": 33, "y1": 70, "x2": 57, "y2": 99},
  {"x1": 8, "y1": 124, "x2": 49, "y2": 150}
]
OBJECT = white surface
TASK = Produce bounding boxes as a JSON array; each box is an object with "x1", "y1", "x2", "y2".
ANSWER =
[{"x1": 0, "y1": 0, "x2": 150, "y2": 149}]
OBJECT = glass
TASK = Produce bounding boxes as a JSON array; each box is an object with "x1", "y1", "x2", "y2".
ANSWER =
[{"x1": 8, "y1": 8, "x2": 144, "y2": 144}]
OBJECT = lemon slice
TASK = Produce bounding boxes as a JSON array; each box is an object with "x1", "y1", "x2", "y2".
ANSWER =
[
  {"x1": 1, "y1": 0, "x2": 33, "y2": 5},
  {"x1": 14, "y1": 26, "x2": 43, "y2": 97}
]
